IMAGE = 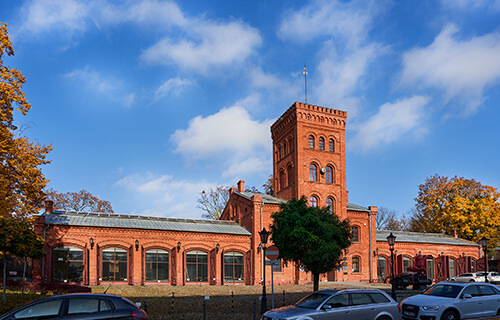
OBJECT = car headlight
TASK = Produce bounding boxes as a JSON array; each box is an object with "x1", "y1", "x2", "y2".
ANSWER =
[{"x1": 421, "y1": 305, "x2": 440, "y2": 311}]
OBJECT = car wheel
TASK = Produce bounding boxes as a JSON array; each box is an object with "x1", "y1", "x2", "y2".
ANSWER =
[
  {"x1": 496, "y1": 309, "x2": 500, "y2": 316},
  {"x1": 469, "y1": 279, "x2": 474, "y2": 282},
  {"x1": 376, "y1": 316, "x2": 391, "y2": 320},
  {"x1": 450, "y1": 279, "x2": 455, "y2": 281},
  {"x1": 441, "y1": 310, "x2": 459, "y2": 320}
]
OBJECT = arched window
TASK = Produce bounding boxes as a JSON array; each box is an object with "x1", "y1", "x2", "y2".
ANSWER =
[
  {"x1": 426, "y1": 258, "x2": 434, "y2": 281},
  {"x1": 287, "y1": 164, "x2": 294, "y2": 186},
  {"x1": 224, "y1": 252, "x2": 244, "y2": 283},
  {"x1": 403, "y1": 257, "x2": 411, "y2": 273},
  {"x1": 102, "y1": 247, "x2": 128, "y2": 281},
  {"x1": 325, "y1": 166, "x2": 333, "y2": 183},
  {"x1": 329, "y1": 138, "x2": 334, "y2": 152},
  {"x1": 309, "y1": 163, "x2": 317, "y2": 181},
  {"x1": 352, "y1": 257, "x2": 360, "y2": 273},
  {"x1": 326, "y1": 197, "x2": 334, "y2": 213},
  {"x1": 283, "y1": 142, "x2": 287, "y2": 156},
  {"x1": 319, "y1": 137, "x2": 325, "y2": 150},
  {"x1": 146, "y1": 249, "x2": 169, "y2": 282},
  {"x1": 279, "y1": 169, "x2": 286, "y2": 190},
  {"x1": 449, "y1": 258, "x2": 455, "y2": 278},
  {"x1": 351, "y1": 226, "x2": 359, "y2": 242},
  {"x1": 308, "y1": 135, "x2": 315, "y2": 149},
  {"x1": 309, "y1": 195, "x2": 318, "y2": 207},
  {"x1": 52, "y1": 246, "x2": 83, "y2": 283},
  {"x1": 186, "y1": 250, "x2": 208, "y2": 282},
  {"x1": 278, "y1": 146, "x2": 282, "y2": 160},
  {"x1": 377, "y1": 257, "x2": 386, "y2": 281}
]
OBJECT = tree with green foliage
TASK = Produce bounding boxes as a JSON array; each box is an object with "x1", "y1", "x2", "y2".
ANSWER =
[
  {"x1": 0, "y1": 216, "x2": 45, "y2": 303},
  {"x1": 270, "y1": 196, "x2": 352, "y2": 292},
  {"x1": 409, "y1": 174, "x2": 500, "y2": 250}
]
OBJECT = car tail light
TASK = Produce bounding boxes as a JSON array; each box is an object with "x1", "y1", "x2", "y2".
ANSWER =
[
  {"x1": 398, "y1": 302, "x2": 402, "y2": 313},
  {"x1": 131, "y1": 309, "x2": 147, "y2": 319}
]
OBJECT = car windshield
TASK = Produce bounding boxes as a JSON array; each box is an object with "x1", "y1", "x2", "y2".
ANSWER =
[
  {"x1": 295, "y1": 292, "x2": 331, "y2": 309},
  {"x1": 422, "y1": 284, "x2": 462, "y2": 298}
]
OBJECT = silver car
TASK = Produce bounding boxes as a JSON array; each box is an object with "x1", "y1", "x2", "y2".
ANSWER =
[
  {"x1": 261, "y1": 288, "x2": 400, "y2": 320},
  {"x1": 401, "y1": 281, "x2": 500, "y2": 320}
]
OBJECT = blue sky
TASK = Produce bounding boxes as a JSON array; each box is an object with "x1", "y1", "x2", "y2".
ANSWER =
[{"x1": 2, "y1": 0, "x2": 500, "y2": 219}]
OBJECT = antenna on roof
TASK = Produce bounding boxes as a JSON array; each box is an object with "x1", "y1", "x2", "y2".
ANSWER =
[{"x1": 303, "y1": 64, "x2": 308, "y2": 104}]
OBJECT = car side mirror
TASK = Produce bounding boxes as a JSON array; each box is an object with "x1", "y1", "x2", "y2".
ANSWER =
[
  {"x1": 462, "y1": 293, "x2": 472, "y2": 299},
  {"x1": 323, "y1": 304, "x2": 332, "y2": 310}
]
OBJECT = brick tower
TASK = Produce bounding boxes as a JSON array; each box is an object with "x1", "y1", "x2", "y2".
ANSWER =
[{"x1": 270, "y1": 102, "x2": 348, "y2": 218}]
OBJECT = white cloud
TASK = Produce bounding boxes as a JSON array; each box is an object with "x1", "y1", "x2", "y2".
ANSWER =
[
  {"x1": 115, "y1": 173, "x2": 216, "y2": 218},
  {"x1": 314, "y1": 41, "x2": 387, "y2": 117},
  {"x1": 153, "y1": 78, "x2": 196, "y2": 103},
  {"x1": 170, "y1": 106, "x2": 272, "y2": 158},
  {"x1": 278, "y1": 0, "x2": 383, "y2": 48},
  {"x1": 400, "y1": 24, "x2": 500, "y2": 114},
  {"x1": 18, "y1": 0, "x2": 89, "y2": 36},
  {"x1": 350, "y1": 96, "x2": 430, "y2": 152},
  {"x1": 140, "y1": 20, "x2": 261, "y2": 72},
  {"x1": 170, "y1": 105, "x2": 273, "y2": 179},
  {"x1": 65, "y1": 66, "x2": 136, "y2": 107}
]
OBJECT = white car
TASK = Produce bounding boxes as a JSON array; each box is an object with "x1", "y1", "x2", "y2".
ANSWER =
[
  {"x1": 450, "y1": 272, "x2": 485, "y2": 282},
  {"x1": 401, "y1": 281, "x2": 500, "y2": 320}
]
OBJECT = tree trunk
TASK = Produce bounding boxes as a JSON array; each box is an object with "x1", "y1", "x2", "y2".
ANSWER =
[
  {"x1": 3, "y1": 255, "x2": 6, "y2": 305},
  {"x1": 313, "y1": 272, "x2": 319, "y2": 292}
]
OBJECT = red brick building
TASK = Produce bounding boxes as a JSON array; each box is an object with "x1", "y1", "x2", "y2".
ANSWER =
[{"x1": 32, "y1": 102, "x2": 480, "y2": 286}]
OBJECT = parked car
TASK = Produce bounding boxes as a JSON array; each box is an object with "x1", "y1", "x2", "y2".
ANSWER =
[
  {"x1": 400, "y1": 281, "x2": 500, "y2": 320},
  {"x1": 261, "y1": 288, "x2": 400, "y2": 320},
  {"x1": 0, "y1": 293, "x2": 147, "y2": 320},
  {"x1": 391, "y1": 273, "x2": 432, "y2": 290},
  {"x1": 450, "y1": 272, "x2": 487, "y2": 282},
  {"x1": 486, "y1": 271, "x2": 500, "y2": 283}
]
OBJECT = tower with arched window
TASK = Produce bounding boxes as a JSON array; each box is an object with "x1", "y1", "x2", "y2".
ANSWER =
[{"x1": 271, "y1": 102, "x2": 348, "y2": 217}]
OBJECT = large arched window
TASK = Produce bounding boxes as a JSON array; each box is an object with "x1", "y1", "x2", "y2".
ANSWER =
[
  {"x1": 325, "y1": 166, "x2": 333, "y2": 183},
  {"x1": 329, "y1": 138, "x2": 335, "y2": 152},
  {"x1": 309, "y1": 195, "x2": 318, "y2": 207},
  {"x1": 309, "y1": 164, "x2": 317, "y2": 181},
  {"x1": 352, "y1": 257, "x2": 360, "y2": 273},
  {"x1": 319, "y1": 137, "x2": 325, "y2": 150},
  {"x1": 102, "y1": 247, "x2": 127, "y2": 281},
  {"x1": 224, "y1": 252, "x2": 244, "y2": 283},
  {"x1": 186, "y1": 250, "x2": 208, "y2": 282},
  {"x1": 351, "y1": 226, "x2": 359, "y2": 242},
  {"x1": 52, "y1": 246, "x2": 84, "y2": 283},
  {"x1": 308, "y1": 135, "x2": 315, "y2": 149},
  {"x1": 326, "y1": 197, "x2": 334, "y2": 213},
  {"x1": 377, "y1": 257, "x2": 386, "y2": 281},
  {"x1": 146, "y1": 249, "x2": 169, "y2": 282}
]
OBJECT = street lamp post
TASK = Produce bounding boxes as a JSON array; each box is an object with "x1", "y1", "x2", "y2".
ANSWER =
[
  {"x1": 480, "y1": 237, "x2": 489, "y2": 283},
  {"x1": 387, "y1": 232, "x2": 396, "y2": 300},
  {"x1": 259, "y1": 228, "x2": 270, "y2": 313}
]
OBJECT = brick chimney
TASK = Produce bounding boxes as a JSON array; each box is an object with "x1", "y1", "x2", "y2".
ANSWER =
[
  {"x1": 453, "y1": 230, "x2": 458, "y2": 238},
  {"x1": 44, "y1": 200, "x2": 54, "y2": 214},
  {"x1": 237, "y1": 180, "x2": 245, "y2": 193},
  {"x1": 229, "y1": 187, "x2": 235, "y2": 195}
]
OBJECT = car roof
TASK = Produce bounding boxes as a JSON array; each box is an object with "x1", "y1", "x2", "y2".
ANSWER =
[{"x1": 317, "y1": 288, "x2": 383, "y2": 294}]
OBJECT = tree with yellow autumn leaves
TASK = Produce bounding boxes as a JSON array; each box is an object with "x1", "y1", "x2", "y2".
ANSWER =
[
  {"x1": 1, "y1": 22, "x2": 52, "y2": 220},
  {"x1": 1, "y1": 22, "x2": 50, "y2": 301},
  {"x1": 410, "y1": 174, "x2": 500, "y2": 251}
]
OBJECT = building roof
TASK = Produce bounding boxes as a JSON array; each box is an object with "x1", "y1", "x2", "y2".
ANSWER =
[
  {"x1": 234, "y1": 192, "x2": 372, "y2": 213},
  {"x1": 376, "y1": 230, "x2": 479, "y2": 247},
  {"x1": 347, "y1": 203, "x2": 371, "y2": 212},
  {"x1": 43, "y1": 210, "x2": 251, "y2": 236},
  {"x1": 234, "y1": 191, "x2": 287, "y2": 205}
]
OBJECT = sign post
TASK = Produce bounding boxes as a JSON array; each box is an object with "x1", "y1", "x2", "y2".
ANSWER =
[{"x1": 265, "y1": 246, "x2": 280, "y2": 309}]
